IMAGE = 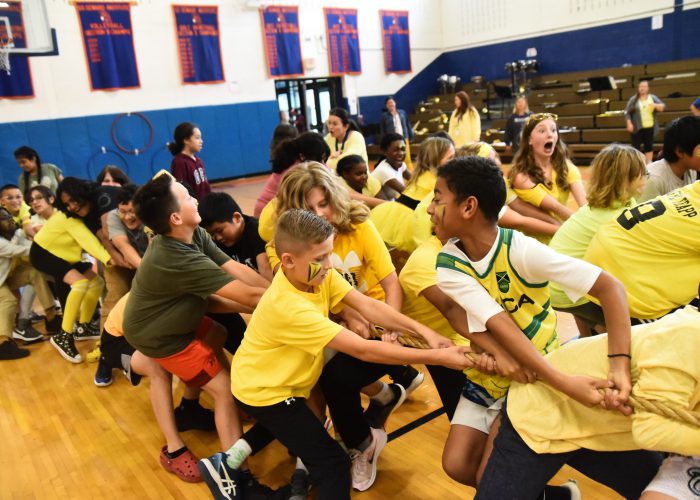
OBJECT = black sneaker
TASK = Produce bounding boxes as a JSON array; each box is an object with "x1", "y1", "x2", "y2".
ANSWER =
[
  {"x1": 50, "y1": 330, "x2": 82, "y2": 363},
  {"x1": 175, "y1": 401, "x2": 216, "y2": 432},
  {"x1": 29, "y1": 311, "x2": 46, "y2": 324},
  {"x1": 241, "y1": 469, "x2": 290, "y2": 500},
  {"x1": 289, "y1": 468, "x2": 310, "y2": 500},
  {"x1": 198, "y1": 452, "x2": 244, "y2": 500},
  {"x1": 94, "y1": 359, "x2": 113, "y2": 387},
  {"x1": 0, "y1": 338, "x2": 30, "y2": 360},
  {"x1": 74, "y1": 322, "x2": 100, "y2": 341},
  {"x1": 364, "y1": 383, "x2": 407, "y2": 429},
  {"x1": 44, "y1": 315, "x2": 63, "y2": 335},
  {"x1": 390, "y1": 366, "x2": 424, "y2": 397},
  {"x1": 12, "y1": 319, "x2": 44, "y2": 343}
]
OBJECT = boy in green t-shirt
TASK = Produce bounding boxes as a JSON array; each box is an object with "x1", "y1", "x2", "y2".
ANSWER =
[{"x1": 198, "y1": 209, "x2": 474, "y2": 500}]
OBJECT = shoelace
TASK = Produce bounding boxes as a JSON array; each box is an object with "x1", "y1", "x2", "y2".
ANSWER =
[{"x1": 351, "y1": 449, "x2": 371, "y2": 477}]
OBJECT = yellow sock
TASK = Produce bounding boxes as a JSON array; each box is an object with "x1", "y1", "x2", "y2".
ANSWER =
[
  {"x1": 79, "y1": 276, "x2": 105, "y2": 324},
  {"x1": 62, "y1": 279, "x2": 89, "y2": 332}
]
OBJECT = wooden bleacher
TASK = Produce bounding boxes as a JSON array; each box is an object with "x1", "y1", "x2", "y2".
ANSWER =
[{"x1": 369, "y1": 58, "x2": 700, "y2": 166}]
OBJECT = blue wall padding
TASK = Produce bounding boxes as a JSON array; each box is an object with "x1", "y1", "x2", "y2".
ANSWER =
[{"x1": 0, "y1": 100, "x2": 279, "y2": 186}]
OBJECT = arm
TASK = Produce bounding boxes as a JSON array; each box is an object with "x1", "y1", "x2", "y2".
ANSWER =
[
  {"x1": 97, "y1": 227, "x2": 129, "y2": 268},
  {"x1": 539, "y1": 194, "x2": 574, "y2": 220},
  {"x1": 221, "y1": 259, "x2": 270, "y2": 288},
  {"x1": 569, "y1": 180, "x2": 587, "y2": 208},
  {"x1": 652, "y1": 95, "x2": 665, "y2": 112},
  {"x1": 383, "y1": 178, "x2": 406, "y2": 194},
  {"x1": 327, "y1": 327, "x2": 473, "y2": 371},
  {"x1": 64, "y1": 218, "x2": 111, "y2": 265},
  {"x1": 213, "y1": 280, "x2": 265, "y2": 310},
  {"x1": 255, "y1": 252, "x2": 273, "y2": 281},
  {"x1": 508, "y1": 197, "x2": 561, "y2": 225},
  {"x1": 112, "y1": 234, "x2": 142, "y2": 268},
  {"x1": 379, "y1": 271, "x2": 402, "y2": 311},
  {"x1": 0, "y1": 238, "x2": 30, "y2": 259},
  {"x1": 499, "y1": 207, "x2": 560, "y2": 237},
  {"x1": 207, "y1": 294, "x2": 254, "y2": 314},
  {"x1": 347, "y1": 189, "x2": 385, "y2": 208}
]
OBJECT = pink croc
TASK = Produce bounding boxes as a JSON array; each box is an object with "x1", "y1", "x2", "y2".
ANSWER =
[{"x1": 159, "y1": 446, "x2": 203, "y2": 483}]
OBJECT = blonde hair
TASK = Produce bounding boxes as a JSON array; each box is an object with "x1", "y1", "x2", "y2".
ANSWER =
[
  {"x1": 586, "y1": 144, "x2": 646, "y2": 209},
  {"x1": 275, "y1": 208, "x2": 334, "y2": 256},
  {"x1": 276, "y1": 161, "x2": 369, "y2": 233},
  {"x1": 405, "y1": 137, "x2": 453, "y2": 193},
  {"x1": 455, "y1": 142, "x2": 500, "y2": 164},
  {"x1": 511, "y1": 95, "x2": 530, "y2": 114}
]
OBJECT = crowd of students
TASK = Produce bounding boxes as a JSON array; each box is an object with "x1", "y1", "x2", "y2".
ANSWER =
[{"x1": 2, "y1": 103, "x2": 699, "y2": 500}]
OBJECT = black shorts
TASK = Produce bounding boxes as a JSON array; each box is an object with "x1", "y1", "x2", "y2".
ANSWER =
[
  {"x1": 29, "y1": 243, "x2": 93, "y2": 281},
  {"x1": 101, "y1": 328, "x2": 135, "y2": 371},
  {"x1": 631, "y1": 127, "x2": 654, "y2": 153}
]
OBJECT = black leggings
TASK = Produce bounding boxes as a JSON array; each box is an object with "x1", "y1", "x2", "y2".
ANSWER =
[
  {"x1": 476, "y1": 402, "x2": 662, "y2": 500},
  {"x1": 29, "y1": 243, "x2": 92, "y2": 308}
]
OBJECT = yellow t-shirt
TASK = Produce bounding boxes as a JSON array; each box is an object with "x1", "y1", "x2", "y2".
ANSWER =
[
  {"x1": 325, "y1": 130, "x2": 368, "y2": 172},
  {"x1": 412, "y1": 193, "x2": 434, "y2": 249},
  {"x1": 33, "y1": 211, "x2": 111, "y2": 265},
  {"x1": 10, "y1": 201, "x2": 31, "y2": 227},
  {"x1": 639, "y1": 95, "x2": 656, "y2": 129},
  {"x1": 105, "y1": 293, "x2": 129, "y2": 337},
  {"x1": 340, "y1": 175, "x2": 382, "y2": 199},
  {"x1": 231, "y1": 269, "x2": 352, "y2": 406},
  {"x1": 513, "y1": 161, "x2": 581, "y2": 215},
  {"x1": 258, "y1": 199, "x2": 277, "y2": 243},
  {"x1": 403, "y1": 169, "x2": 437, "y2": 202},
  {"x1": 508, "y1": 306, "x2": 700, "y2": 456},
  {"x1": 585, "y1": 183, "x2": 700, "y2": 320},
  {"x1": 448, "y1": 109, "x2": 481, "y2": 148},
  {"x1": 400, "y1": 237, "x2": 468, "y2": 349}
]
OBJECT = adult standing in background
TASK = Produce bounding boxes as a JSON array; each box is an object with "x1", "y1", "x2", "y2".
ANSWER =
[
  {"x1": 324, "y1": 107, "x2": 368, "y2": 172},
  {"x1": 503, "y1": 95, "x2": 532, "y2": 152},
  {"x1": 448, "y1": 91, "x2": 481, "y2": 148},
  {"x1": 380, "y1": 97, "x2": 415, "y2": 170},
  {"x1": 625, "y1": 80, "x2": 666, "y2": 163}
]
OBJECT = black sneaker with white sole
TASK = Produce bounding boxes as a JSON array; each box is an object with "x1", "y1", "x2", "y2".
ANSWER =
[
  {"x1": 288, "y1": 468, "x2": 310, "y2": 500},
  {"x1": 12, "y1": 319, "x2": 44, "y2": 343},
  {"x1": 390, "y1": 365, "x2": 424, "y2": 397},
  {"x1": 74, "y1": 322, "x2": 100, "y2": 341},
  {"x1": 50, "y1": 330, "x2": 82, "y2": 363},
  {"x1": 364, "y1": 383, "x2": 407, "y2": 429}
]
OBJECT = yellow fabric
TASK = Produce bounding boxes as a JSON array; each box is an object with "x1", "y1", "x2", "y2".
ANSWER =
[
  {"x1": 340, "y1": 175, "x2": 382, "y2": 198},
  {"x1": 413, "y1": 193, "x2": 434, "y2": 249},
  {"x1": 639, "y1": 95, "x2": 656, "y2": 129},
  {"x1": 33, "y1": 211, "x2": 111, "y2": 265},
  {"x1": 585, "y1": 183, "x2": 700, "y2": 320},
  {"x1": 62, "y1": 279, "x2": 88, "y2": 332},
  {"x1": 265, "y1": 220, "x2": 394, "y2": 301},
  {"x1": 10, "y1": 202, "x2": 31, "y2": 227},
  {"x1": 79, "y1": 275, "x2": 104, "y2": 323},
  {"x1": 258, "y1": 199, "x2": 277, "y2": 243},
  {"x1": 403, "y1": 169, "x2": 437, "y2": 201},
  {"x1": 325, "y1": 131, "x2": 368, "y2": 172},
  {"x1": 231, "y1": 269, "x2": 352, "y2": 406},
  {"x1": 512, "y1": 161, "x2": 581, "y2": 213},
  {"x1": 508, "y1": 306, "x2": 700, "y2": 456},
  {"x1": 369, "y1": 201, "x2": 417, "y2": 254},
  {"x1": 400, "y1": 237, "x2": 468, "y2": 350},
  {"x1": 105, "y1": 293, "x2": 129, "y2": 337},
  {"x1": 448, "y1": 109, "x2": 481, "y2": 148},
  {"x1": 436, "y1": 227, "x2": 559, "y2": 399}
]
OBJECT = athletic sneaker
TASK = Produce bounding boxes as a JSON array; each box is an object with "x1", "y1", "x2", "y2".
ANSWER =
[
  {"x1": 364, "y1": 383, "x2": 407, "y2": 429},
  {"x1": 50, "y1": 330, "x2": 82, "y2": 363},
  {"x1": 175, "y1": 401, "x2": 215, "y2": 432},
  {"x1": 350, "y1": 427, "x2": 387, "y2": 491},
  {"x1": 560, "y1": 479, "x2": 582, "y2": 500},
  {"x1": 199, "y1": 452, "x2": 244, "y2": 499},
  {"x1": 12, "y1": 319, "x2": 44, "y2": 343},
  {"x1": 241, "y1": 469, "x2": 290, "y2": 499},
  {"x1": 74, "y1": 322, "x2": 100, "y2": 341},
  {"x1": 288, "y1": 468, "x2": 310, "y2": 500},
  {"x1": 94, "y1": 359, "x2": 113, "y2": 387},
  {"x1": 0, "y1": 338, "x2": 30, "y2": 360},
  {"x1": 29, "y1": 311, "x2": 46, "y2": 324},
  {"x1": 391, "y1": 366, "x2": 424, "y2": 397}
]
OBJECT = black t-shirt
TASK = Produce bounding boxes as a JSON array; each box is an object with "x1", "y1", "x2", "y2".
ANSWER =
[
  {"x1": 216, "y1": 215, "x2": 266, "y2": 272},
  {"x1": 82, "y1": 186, "x2": 121, "y2": 233}
]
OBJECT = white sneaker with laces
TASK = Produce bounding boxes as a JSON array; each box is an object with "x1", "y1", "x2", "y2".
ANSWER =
[{"x1": 350, "y1": 427, "x2": 387, "y2": 491}]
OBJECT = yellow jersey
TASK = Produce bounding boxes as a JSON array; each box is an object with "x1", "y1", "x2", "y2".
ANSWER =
[{"x1": 585, "y1": 182, "x2": 700, "y2": 320}]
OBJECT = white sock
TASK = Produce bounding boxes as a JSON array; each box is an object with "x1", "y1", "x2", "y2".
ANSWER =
[
  {"x1": 370, "y1": 382, "x2": 393, "y2": 405},
  {"x1": 225, "y1": 439, "x2": 252, "y2": 469},
  {"x1": 295, "y1": 457, "x2": 308, "y2": 472}
]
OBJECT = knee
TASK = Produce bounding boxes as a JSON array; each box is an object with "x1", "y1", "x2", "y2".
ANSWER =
[{"x1": 442, "y1": 447, "x2": 476, "y2": 486}]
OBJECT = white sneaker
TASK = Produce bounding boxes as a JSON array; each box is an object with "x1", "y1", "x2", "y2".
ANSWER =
[
  {"x1": 350, "y1": 427, "x2": 387, "y2": 491},
  {"x1": 559, "y1": 479, "x2": 581, "y2": 500}
]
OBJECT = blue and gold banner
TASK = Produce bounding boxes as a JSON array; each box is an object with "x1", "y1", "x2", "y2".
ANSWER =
[
  {"x1": 380, "y1": 10, "x2": 411, "y2": 74},
  {"x1": 0, "y1": 1, "x2": 34, "y2": 99},
  {"x1": 324, "y1": 7, "x2": 361, "y2": 75},
  {"x1": 76, "y1": 2, "x2": 140, "y2": 91},
  {"x1": 173, "y1": 5, "x2": 224, "y2": 84},
  {"x1": 260, "y1": 6, "x2": 303, "y2": 78}
]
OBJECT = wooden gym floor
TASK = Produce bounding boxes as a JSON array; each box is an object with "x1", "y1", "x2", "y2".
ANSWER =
[{"x1": 1, "y1": 171, "x2": 622, "y2": 499}]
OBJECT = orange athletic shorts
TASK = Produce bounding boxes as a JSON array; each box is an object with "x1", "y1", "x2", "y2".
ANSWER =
[{"x1": 154, "y1": 316, "x2": 222, "y2": 387}]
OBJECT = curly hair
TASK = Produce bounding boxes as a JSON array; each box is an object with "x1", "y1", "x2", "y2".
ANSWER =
[{"x1": 275, "y1": 162, "x2": 369, "y2": 233}]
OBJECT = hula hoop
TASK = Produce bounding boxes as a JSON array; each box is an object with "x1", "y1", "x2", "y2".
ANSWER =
[
  {"x1": 111, "y1": 112, "x2": 154, "y2": 155},
  {"x1": 86, "y1": 147, "x2": 129, "y2": 180}
]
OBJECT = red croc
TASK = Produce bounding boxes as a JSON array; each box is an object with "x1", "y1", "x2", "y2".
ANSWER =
[{"x1": 159, "y1": 446, "x2": 203, "y2": 483}]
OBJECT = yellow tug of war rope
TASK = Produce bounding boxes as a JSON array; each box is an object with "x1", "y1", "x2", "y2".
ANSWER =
[{"x1": 370, "y1": 326, "x2": 700, "y2": 426}]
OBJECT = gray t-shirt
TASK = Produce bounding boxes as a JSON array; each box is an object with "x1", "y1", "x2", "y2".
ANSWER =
[
  {"x1": 106, "y1": 209, "x2": 149, "y2": 257},
  {"x1": 640, "y1": 158, "x2": 698, "y2": 202},
  {"x1": 18, "y1": 163, "x2": 62, "y2": 195}
]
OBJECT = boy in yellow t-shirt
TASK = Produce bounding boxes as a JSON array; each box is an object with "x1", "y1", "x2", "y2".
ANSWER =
[
  {"x1": 198, "y1": 209, "x2": 473, "y2": 500},
  {"x1": 477, "y1": 305, "x2": 700, "y2": 499}
]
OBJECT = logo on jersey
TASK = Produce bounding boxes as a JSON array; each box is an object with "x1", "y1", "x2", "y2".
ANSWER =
[
  {"x1": 689, "y1": 466, "x2": 700, "y2": 495},
  {"x1": 496, "y1": 271, "x2": 510, "y2": 293}
]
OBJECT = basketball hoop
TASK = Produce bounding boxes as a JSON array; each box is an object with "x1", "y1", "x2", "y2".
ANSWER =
[{"x1": 0, "y1": 39, "x2": 12, "y2": 75}]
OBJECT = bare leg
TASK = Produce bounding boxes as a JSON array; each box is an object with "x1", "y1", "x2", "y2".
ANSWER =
[
  {"x1": 476, "y1": 413, "x2": 501, "y2": 486},
  {"x1": 201, "y1": 369, "x2": 241, "y2": 450},
  {"x1": 442, "y1": 424, "x2": 488, "y2": 487}
]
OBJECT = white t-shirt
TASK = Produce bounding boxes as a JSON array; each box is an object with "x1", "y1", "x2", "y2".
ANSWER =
[
  {"x1": 371, "y1": 160, "x2": 407, "y2": 200},
  {"x1": 640, "y1": 158, "x2": 698, "y2": 202},
  {"x1": 436, "y1": 230, "x2": 601, "y2": 333}
]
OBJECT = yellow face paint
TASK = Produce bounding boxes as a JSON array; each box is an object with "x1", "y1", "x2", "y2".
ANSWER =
[
  {"x1": 433, "y1": 203, "x2": 446, "y2": 223},
  {"x1": 308, "y1": 261, "x2": 323, "y2": 282}
]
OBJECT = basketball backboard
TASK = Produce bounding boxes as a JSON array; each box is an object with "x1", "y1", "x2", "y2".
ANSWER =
[{"x1": 0, "y1": 0, "x2": 57, "y2": 56}]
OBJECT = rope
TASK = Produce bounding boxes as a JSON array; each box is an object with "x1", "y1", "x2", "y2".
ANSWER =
[{"x1": 369, "y1": 326, "x2": 700, "y2": 426}]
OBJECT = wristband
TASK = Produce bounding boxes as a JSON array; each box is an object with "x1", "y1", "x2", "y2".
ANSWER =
[{"x1": 607, "y1": 353, "x2": 631, "y2": 359}]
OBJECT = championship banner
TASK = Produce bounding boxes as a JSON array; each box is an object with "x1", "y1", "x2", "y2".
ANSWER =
[
  {"x1": 76, "y1": 2, "x2": 140, "y2": 91},
  {"x1": 0, "y1": 1, "x2": 34, "y2": 99},
  {"x1": 323, "y1": 8, "x2": 360, "y2": 75},
  {"x1": 259, "y1": 6, "x2": 303, "y2": 78},
  {"x1": 380, "y1": 10, "x2": 411, "y2": 74},
  {"x1": 173, "y1": 5, "x2": 224, "y2": 84}
]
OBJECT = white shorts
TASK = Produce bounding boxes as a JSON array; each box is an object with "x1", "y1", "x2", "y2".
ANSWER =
[
  {"x1": 450, "y1": 394, "x2": 504, "y2": 434},
  {"x1": 643, "y1": 455, "x2": 700, "y2": 498}
]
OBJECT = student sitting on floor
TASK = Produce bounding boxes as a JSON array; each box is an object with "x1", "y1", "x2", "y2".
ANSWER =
[
  {"x1": 198, "y1": 209, "x2": 474, "y2": 500},
  {"x1": 430, "y1": 156, "x2": 633, "y2": 488},
  {"x1": 477, "y1": 303, "x2": 700, "y2": 500}
]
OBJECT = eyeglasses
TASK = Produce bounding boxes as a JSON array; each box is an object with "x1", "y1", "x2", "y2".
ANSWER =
[{"x1": 528, "y1": 112, "x2": 558, "y2": 124}]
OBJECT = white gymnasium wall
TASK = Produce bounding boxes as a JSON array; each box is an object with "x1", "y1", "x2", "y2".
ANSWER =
[
  {"x1": 440, "y1": 0, "x2": 677, "y2": 51},
  {"x1": 0, "y1": 0, "x2": 443, "y2": 124}
]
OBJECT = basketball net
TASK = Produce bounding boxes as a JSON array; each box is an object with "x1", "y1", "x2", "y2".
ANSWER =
[{"x1": 0, "y1": 39, "x2": 12, "y2": 75}]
